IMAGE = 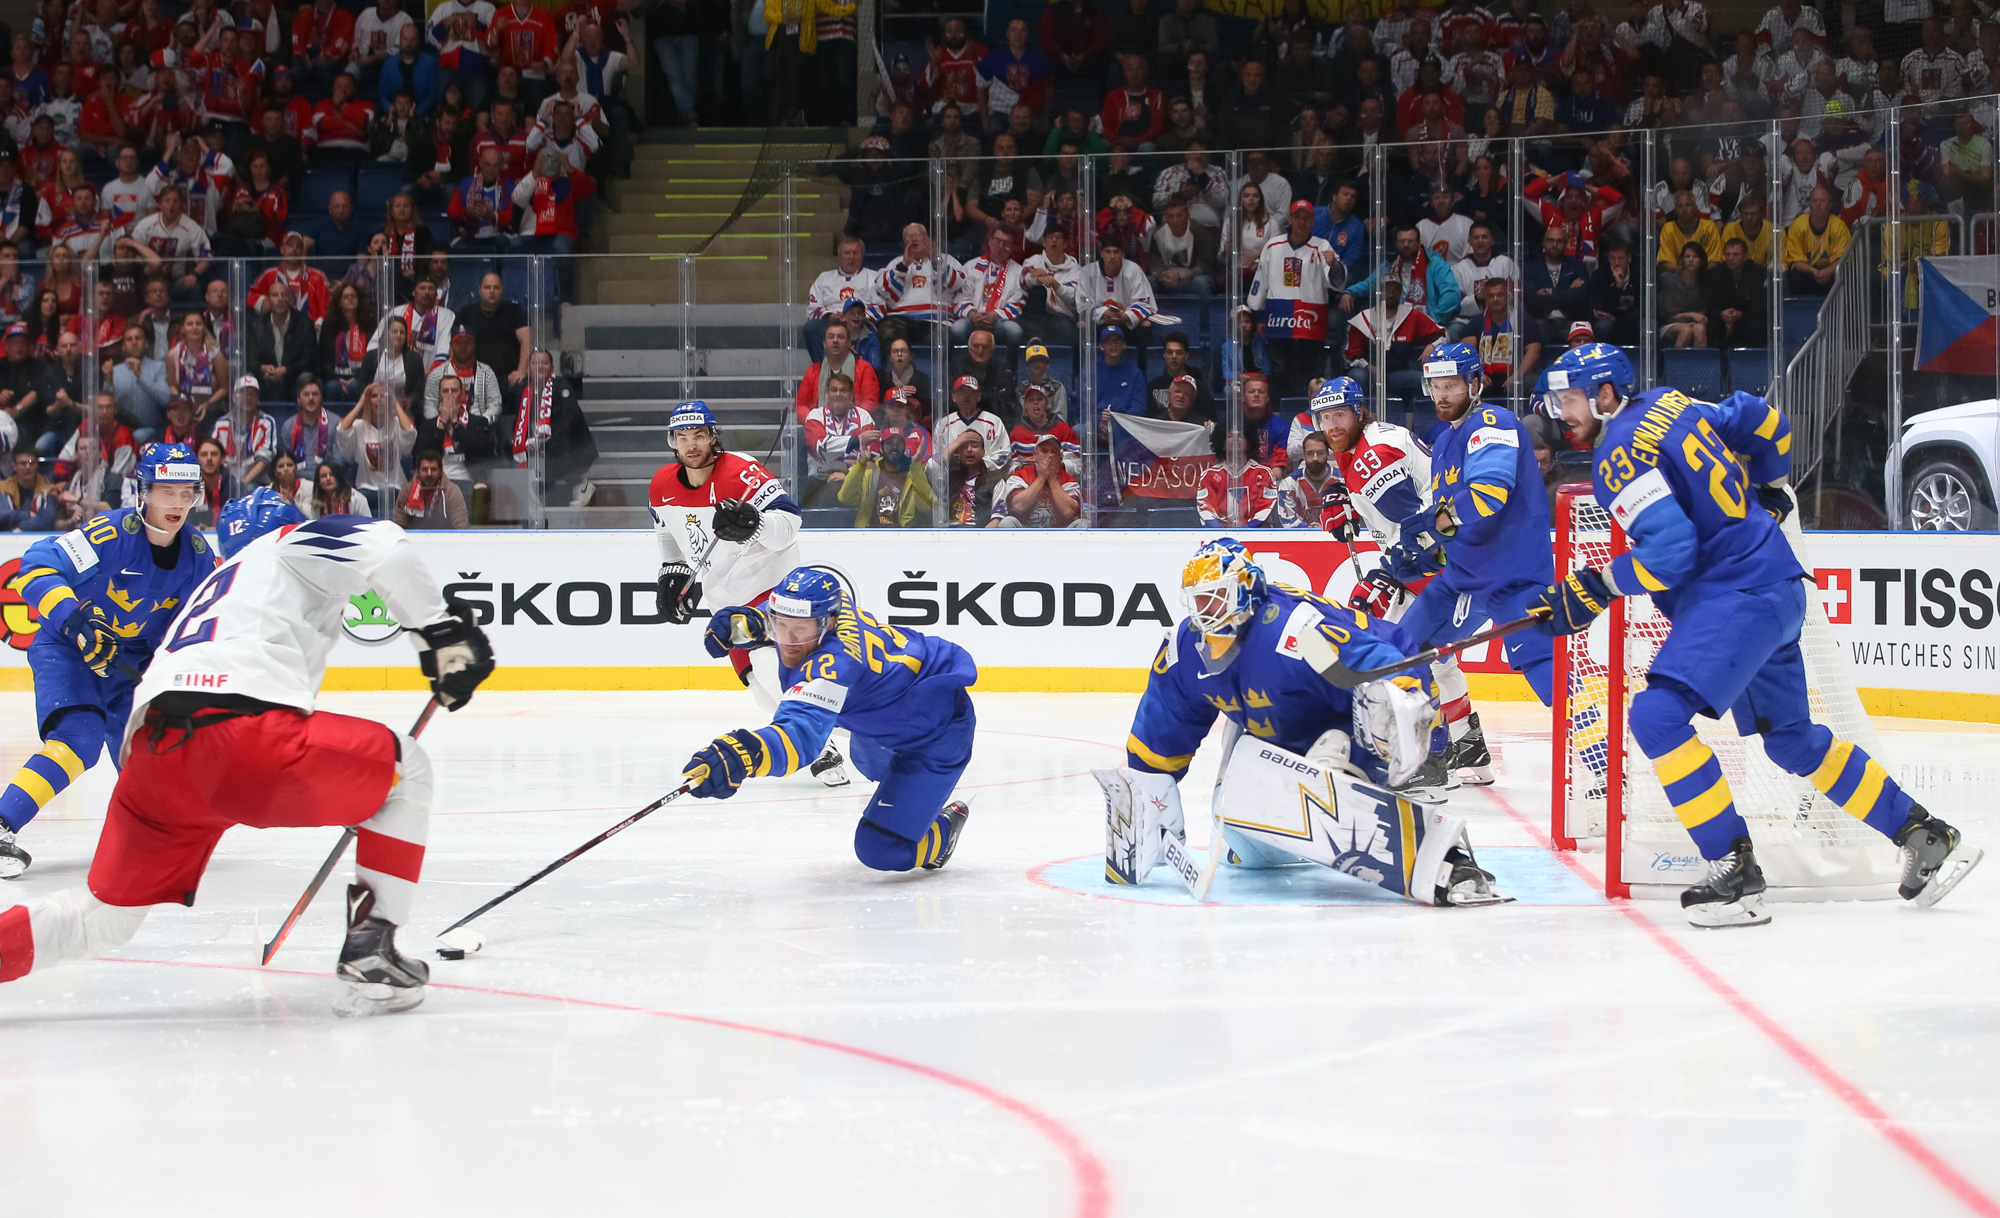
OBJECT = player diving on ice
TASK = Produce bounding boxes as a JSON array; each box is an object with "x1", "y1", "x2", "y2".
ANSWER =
[
  {"x1": 650, "y1": 401, "x2": 851, "y2": 786},
  {"x1": 1306, "y1": 376, "x2": 1495, "y2": 788},
  {"x1": 1533, "y1": 344, "x2": 1981, "y2": 927},
  {"x1": 681, "y1": 568, "x2": 975, "y2": 874},
  {"x1": 0, "y1": 443, "x2": 216, "y2": 877},
  {"x1": 1100, "y1": 539, "x2": 1509, "y2": 907},
  {"x1": 0, "y1": 489, "x2": 496, "y2": 1014}
]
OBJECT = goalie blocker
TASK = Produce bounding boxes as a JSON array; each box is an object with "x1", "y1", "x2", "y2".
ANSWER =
[{"x1": 1097, "y1": 734, "x2": 1508, "y2": 906}]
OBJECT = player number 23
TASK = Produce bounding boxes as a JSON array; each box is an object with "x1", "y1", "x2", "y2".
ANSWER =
[{"x1": 1679, "y1": 420, "x2": 1746, "y2": 517}]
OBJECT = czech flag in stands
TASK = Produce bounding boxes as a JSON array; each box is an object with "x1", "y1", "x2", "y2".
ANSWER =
[
  {"x1": 1108, "y1": 413, "x2": 1214, "y2": 500},
  {"x1": 1916, "y1": 256, "x2": 1999, "y2": 375}
]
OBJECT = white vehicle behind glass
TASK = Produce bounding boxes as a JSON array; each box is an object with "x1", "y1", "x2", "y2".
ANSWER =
[{"x1": 1888, "y1": 398, "x2": 2000, "y2": 530}]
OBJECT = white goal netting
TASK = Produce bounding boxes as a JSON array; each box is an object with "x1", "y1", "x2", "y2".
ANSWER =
[{"x1": 1551, "y1": 486, "x2": 1902, "y2": 897}]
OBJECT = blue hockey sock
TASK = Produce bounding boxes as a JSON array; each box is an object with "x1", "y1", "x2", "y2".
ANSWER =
[
  {"x1": 1630, "y1": 684, "x2": 1747, "y2": 860},
  {"x1": 1763, "y1": 723, "x2": 1914, "y2": 838},
  {"x1": 0, "y1": 711, "x2": 103, "y2": 833},
  {"x1": 853, "y1": 811, "x2": 952, "y2": 872}
]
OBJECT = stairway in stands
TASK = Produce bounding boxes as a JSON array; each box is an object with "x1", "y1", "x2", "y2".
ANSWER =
[{"x1": 554, "y1": 140, "x2": 846, "y2": 526}]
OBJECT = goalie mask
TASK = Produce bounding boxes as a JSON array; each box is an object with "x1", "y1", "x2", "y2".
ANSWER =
[{"x1": 1180, "y1": 538, "x2": 1266, "y2": 643}]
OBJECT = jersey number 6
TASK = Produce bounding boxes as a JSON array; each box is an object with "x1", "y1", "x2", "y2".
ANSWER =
[{"x1": 164, "y1": 565, "x2": 241, "y2": 653}]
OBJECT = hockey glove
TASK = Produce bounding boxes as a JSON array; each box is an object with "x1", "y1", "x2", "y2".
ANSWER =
[
  {"x1": 417, "y1": 604, "x2": 496, "y2": 710},
  {"x1": 684, "y1": 728, "x2": 767, "y2": 799},
  {"x1": 711, "y1": 497, "x2": 761, "y2": 544},
  {"x1": 1530, "y1": 568, "x2": 1613, "y2": 637},
  {"x1": 57, "y1": 600, "x2": 120, "y2": 679},
  {"x1": 1352, "y1": 676, "x2": 1441, "y2": 788},
  {"x1": 1755, "y1": 482, "x2": 1795, "y2": 525},
  {"x1": 1319, "y1": 486, "x2": 1357, "y2": 540},
  {"x1": 657, "y1": 561, "x2": 702, "y2": 625},
  {"x1": 1349, "y1": 568, "x2": 1406, "y2": 618},
  {"x1": 702, "y1": 606, "x2": 772, "y2": 658}
]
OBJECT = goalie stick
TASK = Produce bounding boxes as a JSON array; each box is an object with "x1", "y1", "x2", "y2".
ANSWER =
[
  {"x1": 432, "y1": 780, "x2": 700, "y2": 945},
  {"x1": 259, "y1": 697, "x2": 441, "y2": 965}
]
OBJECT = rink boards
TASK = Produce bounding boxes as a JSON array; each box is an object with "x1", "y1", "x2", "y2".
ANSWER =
[{"x1": 0, "y1": 529, "x2": 1992, "y2": 720}]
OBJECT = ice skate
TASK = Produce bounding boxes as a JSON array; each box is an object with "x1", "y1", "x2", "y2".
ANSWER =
[
  {"x1": 1680, "y1": 837, "x2": 1770, "y2": 928},
  {"x1": 1443, "y1": 712, "x2": 1495, "y2": 785},
  {"x1": 333, "y1": 884, "x2": 430, "y2": 1017},
  {"x1": 810, "y1": 743, "x2": 852, "y2": 788},
  {"x1": 1436, "y1": 845, "x2": 1512, "y2": 906},
  {"x1": 1893, "y1": 807, "x2": 1983, "y2": 908},
  {"x1": 922, "y1": 801, "x2": 971, "y2": 871},
  {"x1": 0, "y1": 824, "x2": 29, "y2": 879},
  {"x1": 1392, "y1": 751, "x2": 1458, "y2": 797}
]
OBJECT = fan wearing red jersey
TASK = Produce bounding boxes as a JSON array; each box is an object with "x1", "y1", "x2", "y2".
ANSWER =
[{"x1": 648, "y1": 401, "x2": 850, "y2": 786}]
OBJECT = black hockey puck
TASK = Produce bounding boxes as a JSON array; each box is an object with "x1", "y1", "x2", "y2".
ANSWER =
[{"x1": 436, "y1": 947, "x2": 466, "y2": 960}]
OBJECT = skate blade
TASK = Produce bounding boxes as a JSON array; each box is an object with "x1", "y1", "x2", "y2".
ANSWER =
[
  {"x1": 1686, "y1": 896, "x2": 1771, "y2": 929},
  {"x1": 0, "y1": 855, "x2": 27, "y2": 880},
  {"x1": 814, "y1": 768, "x2": 852, "y2": 788},
  {"x1": 1455, "y1": 765, "x2": 1496, "y2": 786},
  {"x1": 1446, "y1": 887, "x2": 1515, "y2": 907},
  {"x1": 1912, "y1": 844, "x2": 1984, "y2": 909},
  {"x1": 332, "y1": 980, "x2": 428, "y2": 1018}
]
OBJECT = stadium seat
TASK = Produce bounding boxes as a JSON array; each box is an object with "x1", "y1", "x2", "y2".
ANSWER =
[
  {"x1": 428, "y1": 215, "x2": 453, "y2": 246},
  {"x1": 801, "y1": 506, "x2": 852, "y2": 529},
  {"x1": 450, "y1": 259, "x2": 492, "y2": 304},
  {"x1": 302, "y1": 165, "x2": 354, "y2": 212},
  {"x1": 1727, "y1": 348, "x2": 1772, "y2": 396},
  {"x1": 1661, "y1": 348, "x2": 1724, "y2": 400},
  {"x1": 356, "y1": 165, "x2": 404, "y2": 211},
  {"x1": 1143, "y1": 502, "x2": 1205, "y2": 528}
]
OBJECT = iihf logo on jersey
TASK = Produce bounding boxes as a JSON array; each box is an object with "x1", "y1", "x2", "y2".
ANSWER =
[{"x1": 341, "y1": 589, "x2": 402, "y2": 645}]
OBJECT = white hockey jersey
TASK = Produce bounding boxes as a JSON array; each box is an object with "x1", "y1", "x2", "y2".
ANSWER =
[
  {"x1": 1336, "y1": 420, "x2": 1432, "y2": 544},
  {"x1": 647, "y1": 451, "x2": 804, "y2": 606},
  {"x1": 123, "y1": 517, "x2": 453, "y2": 755},
  {"x1": 807, "y1": 267, "x2": 883, "y2": 320}
]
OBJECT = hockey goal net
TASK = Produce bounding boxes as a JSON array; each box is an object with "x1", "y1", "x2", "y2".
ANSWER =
[{"x1": 1550, "y1": 485, "x2": 1902, "y2": 899}]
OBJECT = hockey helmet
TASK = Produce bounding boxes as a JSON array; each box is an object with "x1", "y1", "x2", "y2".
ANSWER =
[
  {"x1": 1542, "y1": 342, "x2": 1636, "y2": 421},
  {"x1": 1181, "y1": 538, "x2": 1267, "y2": 641},
  {"x1": 669, "y1": 400, "x2": 719, "y2": 433},
  {"x1": 1420, "y1": 341, "x2": 1484, "y2": 400},
  {"x1": 767, "y1": 566, "x2": 847, "y2": 648},
  {"x1": 217, "y1": 487, "x2": 307, "y2": 558},
  {"x1": 136, "y1": 441, "x2": 202, "y2": 486},
  {"x1": 1310, "y1": 375, "x2": 1366, "y2": 419}
]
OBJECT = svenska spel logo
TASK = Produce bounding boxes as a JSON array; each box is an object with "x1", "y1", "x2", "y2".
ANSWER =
[{"x1": 342, "y1": 589, "x2": 401, "y2": 644}]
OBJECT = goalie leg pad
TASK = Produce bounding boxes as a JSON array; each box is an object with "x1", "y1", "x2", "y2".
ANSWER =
[
  {"x1": 1095, "y1": 766, "x2": 1186, "y2": 885},
  {"x1": 1217, "y1": 736, "x2": 1484, "y2": 904}
]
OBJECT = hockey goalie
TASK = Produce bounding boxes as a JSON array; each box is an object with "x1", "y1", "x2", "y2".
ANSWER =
[{"x1": 1096, "y1": 539, "x2": 1510, "y2": 907}]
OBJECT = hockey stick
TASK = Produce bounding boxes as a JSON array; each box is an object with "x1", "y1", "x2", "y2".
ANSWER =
[
  {"x1": 433, "y1": 779, "x2": 699, "y2": 942},
  {"x1": 1347, "y1": 611, "x2": 1552, "y2": 682},
  {"x1": 259, "y1": 697, "x2": 441, "y2": 966}
]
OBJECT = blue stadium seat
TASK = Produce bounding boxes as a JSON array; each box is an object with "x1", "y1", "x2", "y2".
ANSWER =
[
  {"x1": 1781, "y1": 296, "x2": 1824, "y2": 355},
  {"x1": 801, "y1": 506, "x2": 852, "y2": 529},
  {"x1": 302, "y1": 165, "x2": 354, "y2": 212},
  {"x1": 355, "y1": 165, "x2": 405, "y2": 211},
  {"x1": 1661, "y1": 347, "x2": 1725, "y2": 400},
  {"x1": 428, "y1": 215, "x2": 453, "y2": 245},
  {"x1": 449, "y1": 258, "x2": 492, "y2": 304},
  {"x1": 862, "y1": 243, "x2": 900, "y2": 269},
  {"x1": 1727, "y1": 347, "x2": 1772, "y2": 396}
]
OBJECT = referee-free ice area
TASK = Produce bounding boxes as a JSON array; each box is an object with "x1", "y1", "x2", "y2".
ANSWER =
[{"x1": 2, "y1": 689, "x2": 1996, "y2": 1217}]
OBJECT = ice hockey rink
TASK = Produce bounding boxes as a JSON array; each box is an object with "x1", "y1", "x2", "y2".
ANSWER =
[{"x1": 1, "y1": 688, "x2": 1995, "y2": 1217}]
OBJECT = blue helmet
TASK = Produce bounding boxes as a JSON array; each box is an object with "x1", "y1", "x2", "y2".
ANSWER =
[
  {"x1": 1420, "y1": 342, "x2": 1483, "y2": 397},
  {"x1": 669, "y1": 400, "x2": 718, "y2": 433},
  {"x1": 1310, "y1": 376, "x2": 1366, "y2": 416},
  {"x1": 217, "y1": 487, "x2": 307, "y2": 558},
  {"x1": 1542, "y1": 342, "x2": 1636, "y2": 419},
  {"x1": 136, "y1": 441, "x2": 202, "y2": 486},
  {"x1": 1181, "y1": 537, "x2": 1267, "y2": 639},
  {"x1": 768, "y1": 566, "x2": 847, "y2": 622}
]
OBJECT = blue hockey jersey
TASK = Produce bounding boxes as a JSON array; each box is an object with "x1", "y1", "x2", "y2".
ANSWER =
[
  {"x1": 1427, "y1": 402, "x2": 1553, "y2": 592},
  {"x1": 12, "y1": 509, "x2": 215, "y2": 664},
  {"x1": 1127, "y1": 584, "x2": 1413, "y2": 776},
  {"x1": 751, "y1": 601, "x2": 980, "y2": 772},
  {"x1": 1591, "y1": 388, "x2": 1801, "y2": 616}
]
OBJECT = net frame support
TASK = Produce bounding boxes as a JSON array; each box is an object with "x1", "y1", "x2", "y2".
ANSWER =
[{"x1": 1550, "y1": 483, "x2": 1628, "y2": 898}]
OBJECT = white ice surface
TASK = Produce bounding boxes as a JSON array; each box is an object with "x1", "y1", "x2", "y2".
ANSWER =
[{"x1": 0, "y1": 691, "x2": 1995, "y2": 1217}]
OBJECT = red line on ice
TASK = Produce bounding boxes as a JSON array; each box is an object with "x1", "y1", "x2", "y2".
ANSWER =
[
  {"x1": 111, "y1": 956, "x2": 1113, "y2": 1218},
  {"x1": 1479, "y1": 785, "x2": 2000, "y2": 1217}
]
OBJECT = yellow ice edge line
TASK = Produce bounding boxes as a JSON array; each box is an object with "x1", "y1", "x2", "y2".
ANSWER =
[{"x1": 0, "y1": 668, "x2": 1985, "y2": 721}]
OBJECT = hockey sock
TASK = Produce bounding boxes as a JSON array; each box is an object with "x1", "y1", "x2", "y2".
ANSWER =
[
  {"x1": 0, "y1": 887, "x2": 148, "y2": 982},
  {"x1": 0, "y1": 711, "x2": 103, "y2": 833},
  {"x1": 1763, "y1": 723, "x2": 1914, "y2": 838},
  {"x1": 353, "y1": 734, "x2": 432, "y2": 926},
  {"x1": 1630, "y1": 684, "x2": 1748, "y2": 860},
  {"x1": 1434, "y1": 659, "x2": 1474, "y2": 744},
  {"x1": 853, "y1": 815, "x2": 949, "y2": 872}
]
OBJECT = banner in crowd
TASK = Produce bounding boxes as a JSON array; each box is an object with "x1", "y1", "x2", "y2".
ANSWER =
[
  {"x1": 1107, "y1": 413, "x2": 1214, "y2": 499},
  {"x1": 1916, "y1": 257, "x2": 1999, "y2": 374},
  {"x1": 0, "y1": 529, "x2": 1990, "y2": 717}
]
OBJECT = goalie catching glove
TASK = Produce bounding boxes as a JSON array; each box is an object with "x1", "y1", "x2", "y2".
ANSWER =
[
  {"x1": 416, "y1": 603, "x2": 496, "y2": 710},
  {"x1": 56, "y1": 600, "x2": 122, "y2": 678},
  {"x1": 657, "y1": 561, "x2": 702, "y2": 625},
  {"x1": 702, "y1": 606, "x2": 772, "y2": 658},
  {"x1": 1351, "y1": 676, "x2": 1441, "y2": 788}
]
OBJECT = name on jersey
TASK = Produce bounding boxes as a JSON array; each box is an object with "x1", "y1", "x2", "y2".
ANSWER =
[
  {"x1": 1627, "y1": 390, "x2": 1694, "y2": 465},
  {"x1": 171, "y1": 672, "x2": 229, "y2": 688}
]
